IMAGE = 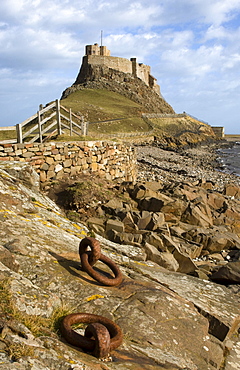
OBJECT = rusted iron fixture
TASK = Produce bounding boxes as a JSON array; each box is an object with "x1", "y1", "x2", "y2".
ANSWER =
[
  {"x1": 61, "y1": 313, "x2": 123, "y2": 359},
  {"x1": 79, "y1": 237, "x2": 123, "y2": 286}
]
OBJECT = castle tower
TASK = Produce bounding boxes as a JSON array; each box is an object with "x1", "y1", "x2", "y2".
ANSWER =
[
  {"x1": 85, "y1": 43, "x2": 110, "y2": 56},
  {"x1": 74, "y1": 43, "x2": 161, "y2": 95}
]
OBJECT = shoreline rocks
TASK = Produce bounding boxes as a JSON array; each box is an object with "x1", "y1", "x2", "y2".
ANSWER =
[
  {"x1": 0, "y1": 156, "x2": 239, "y2": 369},
  {"x1": 70, "y1": 142, "x2": 240, "y2": 288}
]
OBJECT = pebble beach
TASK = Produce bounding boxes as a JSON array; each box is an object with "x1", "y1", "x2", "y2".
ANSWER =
[{"x1": 136, "y1": 142, "x2": 240, "y2": 191}]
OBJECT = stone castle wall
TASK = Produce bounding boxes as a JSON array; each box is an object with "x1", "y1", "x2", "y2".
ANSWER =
[
  {"x1": 0, "y1": 141, "x2": 137, "y2": 184},
  {"x1": 86, "y1": 55, "x2": 133, "y2": 74},
  {"x1": 74, "y1": 44, "x2": 160, "y2": 95}
]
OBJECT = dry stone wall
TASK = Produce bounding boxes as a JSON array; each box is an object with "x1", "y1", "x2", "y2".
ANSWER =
[{"x1": 0, "y1": 141, "x2": 137, "y2": 184}]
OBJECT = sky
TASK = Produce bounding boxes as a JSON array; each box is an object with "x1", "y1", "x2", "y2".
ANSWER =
[{"x1": 0, "y1": 0, "x2": 240, "y2": 134}]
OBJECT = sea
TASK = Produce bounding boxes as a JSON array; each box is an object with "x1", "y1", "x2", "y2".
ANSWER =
[{"x1": 216, "y1": 140, "x2": 240, "y2": 176}]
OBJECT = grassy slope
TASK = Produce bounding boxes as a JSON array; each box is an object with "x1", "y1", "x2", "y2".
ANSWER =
[
  {"x1": 0, "y1": 89, "x2": 212, "y2": 142},
  {"x1": 151, "y1": 116, "x2": 207, "y2": 136},
  {"x1": 0, "y1": 130, "x2": 17, "y2": 141},
  {"x1": 61, "y1": 89, "x2": 150, "y2": 135},
  {"x1": 61, "y1": 89, "x2": 212, "y2": 139}
]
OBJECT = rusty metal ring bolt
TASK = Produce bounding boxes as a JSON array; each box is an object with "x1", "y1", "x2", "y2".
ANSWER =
[
  {"x1": 79, "y1": 237, "x2": 123, "y2": 286},
  {"x1": 61, "y1": 313, "x2": 123, "y2": 359}
]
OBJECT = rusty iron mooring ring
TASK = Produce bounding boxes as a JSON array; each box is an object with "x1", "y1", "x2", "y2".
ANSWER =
[
  {"x1": 79, "y1": 237, "x2": 123, "y2": 286},
  {"x1": 61, "y1": 313, "x2": 123, "y2": 359}
]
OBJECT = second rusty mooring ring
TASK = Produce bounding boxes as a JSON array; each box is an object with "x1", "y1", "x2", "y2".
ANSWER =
[
  {"x1": 79, "y1": 237, "x2": 123, "y2": 286},
  {"x1": 61, "y1": 313, "x2": 123, "y2": 359}
]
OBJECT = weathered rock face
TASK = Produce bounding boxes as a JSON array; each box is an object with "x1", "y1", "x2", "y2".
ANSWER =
[
  {"x1": 83, "y1": 178, "x2": 240, "y2": 284},
  {"x1": 0, "y1": 162, "x2": 239, "y2": 370},
  {"x1": 61, "y1": 65, "x2": 175, "y2": 114}
]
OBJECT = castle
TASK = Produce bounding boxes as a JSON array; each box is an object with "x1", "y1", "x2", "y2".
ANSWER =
[{"x1": 74, "y1": 43, "x2": 161, "y2": 95}]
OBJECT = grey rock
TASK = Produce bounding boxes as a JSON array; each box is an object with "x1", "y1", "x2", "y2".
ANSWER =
[
  {"x1": 0, "y1": 245, "x2": 19, "y2": 272},
  {"x1": 130, "y1": 261, "x2": 240, "y2": 342},
  {"x1": 138, "y1": 196, "x2": 165, "y2": 212},
  {"x1": 144, "y1": 243, "x2": 179, "y2": 271},
  {"x1": 0, "y1": 161, "x2": 239, "y2": 369},
  {"x1": 137, "y1": 210, "x2": 152, "y2": 229},
  {"x1": 0, "y1": 162, "x2": 40, "y2": 189},
  {"x1": 105, "y1": 218, "x2": 125, "y2": 233},
  {"x1": 210, "y1": 261, "x2": 240, "y2": 283},
  {"x1": 4, "y1": 237, "x2": 29, "y2": 256}
]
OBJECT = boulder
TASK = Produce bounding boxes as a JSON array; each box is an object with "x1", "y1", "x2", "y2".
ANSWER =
[
  {"x1": 130, "y1": 183, "x2": 159, "y2": 200},
  {"x1": 108, "y1": 229, "x2": 143, "y2": 246},
  {"x1": 137, "y1": 211, "x2": 165, "y2": 231},
  {"x1": 206, "y1": 235, "x2": 234, "y2": 253},
  {"x1": 0, "y1": 245, "x2": 19, "y2": 272},
  {"x1": 210, "y1": 261, "x2": 240, "y2": 283},
  {"x1": 144, "y1": 232, "x2": 168, "y2": 252},
  {"x1": 182, "y1": 204, "x2": 213, "y2": 227},
  {"x1": 173, "y1": 248, "x2": 197, "y2": 274},
  {"x1": 87, "y1": 217, "x2": 105, "y2": 235},
  {"x1": 147, "y1": 212, "x2": 165, "y2": 230},
  {"x1": 138, "y1": 196, "x2": 165, "y2": 212},
  {"x1": 172, "y1": 235, "x2": 203, "y2": 259},
  {"x1": 207, "y1": 192, "x2": 227, "y2": 211},
  {"x1": 144, "y1": 243, "x2": 179, "y2": 271},
  {"x1": 137, "y1": 210, "x2": 152, "y2": 230},
  {"x1": 192, "y1": 269, "x2": 209, "y2": 280},
  {"x1": 103, "y1": 198, "x2": 124, "y2": 209},
  {"x1": 101, "y1": 198, "x2": 124, "y2": 216},
  {"x1": 161, "y1": 234, "x2": 197, "y2": 274},
  {"x1": 182, "y1": 227, "x2": 210, "y2": 248},
  {"x1": 105, "y1": 218, "x2": 125, "y2": 233},
  {"x1": 224, "y1": 183, "x2": 240, "y2": 198},
  {"x1": 160, "y1": 198, "x2": 187, "y2": 219},
  {"x1": 116, "y1": 210, "x2": 138, "y2": 231}
]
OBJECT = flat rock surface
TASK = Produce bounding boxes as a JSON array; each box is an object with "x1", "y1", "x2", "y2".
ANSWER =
[{"x1": 0, "y1": 160, "x2": 239, "y2": 369}]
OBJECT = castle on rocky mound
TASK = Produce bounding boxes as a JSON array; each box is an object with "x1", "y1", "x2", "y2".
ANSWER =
[{"x1": 74, "y1": 43, "x2": 161, "y2": 95}]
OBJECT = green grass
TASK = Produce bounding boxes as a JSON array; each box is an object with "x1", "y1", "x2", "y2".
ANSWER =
[
  {"x1": 150, "y1": 116, "x2": 207, "y2": 135},
  {"x1": 0, "y1": 130, "x2": 17, "y2": 141},
  {"x1": 61, "y1": 89, "x2": 150, "y2": 135},
  {"x1": 0, "y1": 89, "x2": 210, "y2": 143},
  {"x1": 0, "y1": 278, "x2": 74, "y2": 337}
]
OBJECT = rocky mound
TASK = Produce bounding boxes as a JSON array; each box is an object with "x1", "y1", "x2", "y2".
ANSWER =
[
  {"x1": 61, "y1": 66, "x2": 175, "y2": 114},
  {"x1": 0, "y1": 161, "x2": 239, "y2": 369}
]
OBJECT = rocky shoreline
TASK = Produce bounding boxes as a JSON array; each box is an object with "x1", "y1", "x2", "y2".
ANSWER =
[
  {"x1": 0, "y1": 140, "x2": 240, "y2": 369},
  {"x1": 50, "y1": 139, "x2": 240, "y2": 290},
  {"x1": 136, "y1": 141, "x2": 240, "y2": 191}
]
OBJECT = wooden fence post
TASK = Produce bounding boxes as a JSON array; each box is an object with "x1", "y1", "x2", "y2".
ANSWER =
[
  {"x1": 84, "y1": 121, "x2": 88, "y2": 136},
  {"x1": 56, "y1": 99, "x2": 61, "y2": 135},
  {"x1": 38, "y1": 110, "x2": 42, "y2": 143},
  {"x1": 81, "y1": 117, "x2": 88, "y2": 136},
  {"x1": 70, "y1": 108, "x2": 73, "y2": 136},
  {"x1": 16, "y1": 123, "x2": 22, "y2": 143},
  {"x1": 81, "y1": 117, "x2": 84, "y2": 136}
]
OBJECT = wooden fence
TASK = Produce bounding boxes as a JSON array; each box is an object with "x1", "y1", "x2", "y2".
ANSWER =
[{"x1": 16, "y1": 100, "x2": 88, "y2": 144}]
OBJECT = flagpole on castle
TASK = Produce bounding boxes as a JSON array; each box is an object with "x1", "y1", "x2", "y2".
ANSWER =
[{"x1": 101, "y1": 30, "x2": 103, "y2": 47}]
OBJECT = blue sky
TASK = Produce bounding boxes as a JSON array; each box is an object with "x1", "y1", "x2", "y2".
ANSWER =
[{"x1": 0, "y1": 0, "x2": 240, "y2": 134}]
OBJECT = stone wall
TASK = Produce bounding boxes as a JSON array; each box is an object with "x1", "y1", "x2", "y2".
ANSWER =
[
  {"x1": 0, "y1": 141, "x2": 137, "y2": 184},
  {"x1": 211, "y1": 126, "x2": 225, "y2": 138},
  {"x1": 75, "y1": 51, "x2": 160, "y2": 94},
  {"x1": 86, "y1": 55, "x2": 133, "y2": 74}
]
